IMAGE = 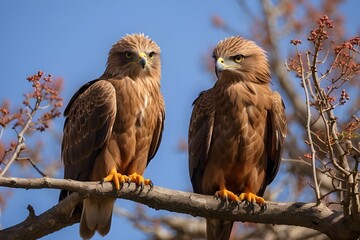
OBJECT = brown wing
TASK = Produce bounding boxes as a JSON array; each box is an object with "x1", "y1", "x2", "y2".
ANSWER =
[
  {"x1": 259, "y1": 91, "x2": 286, "y2": 194},
  {"x1": 188, "y1": 90, "x2": 215, "y2": 194},
  {"x1": 147, "y1": 109, "x2": 165, "y2": 165},
  {"x1": 61, "y1": 79, "x2": 116, "y2": 184}
]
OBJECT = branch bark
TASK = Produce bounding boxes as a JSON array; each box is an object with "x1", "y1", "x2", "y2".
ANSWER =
[
  {"x1": 0, "y1": 177, "x2": 359, "y2": 240},
  {"x1": 0, "y1": 192, "x2": 82, "y2": 240}
]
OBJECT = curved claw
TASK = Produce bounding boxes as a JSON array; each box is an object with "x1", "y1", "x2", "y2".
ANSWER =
[
  {"x1": 103, "y1": 168, "x2": 129, "y2": 190},
  {"x1": 224, "y1": 195, "x2": 229, "y2": 206},
  {"x1": 214, "y1": 188, "x2": 239, "y2": 207},
  {"x1": 128, "y1": 172, "x2": 153, "y2": 190},
  {"x1": 139, "y1": 182, "x2": 145, "y2": 191},
  {"x1": 148, "y1": 180, "x2": 154, "y2": 190},
  {"x1": 239, "y1": 192, "x2": 266, "y2": 206},
  {"x1": 261, "y1": 203, "x2": 267, "y2": 211}
]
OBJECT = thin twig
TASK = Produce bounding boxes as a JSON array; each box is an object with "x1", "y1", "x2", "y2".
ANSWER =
[
  {"x1": 282, "y1": 158, "x2": 312, "y2": 166},
  {"x1": 15, "y1": 157, "x2": 47, "y2": 177},
  {"x1": 0, "y1": 127, "x2": 4, "y2": 140},
  {"x1": 0, "y1": 99, "x2": 40, "y2": 177},
  {"x1": 297, "y1": 45, "x2": 321, "y2": 202}
]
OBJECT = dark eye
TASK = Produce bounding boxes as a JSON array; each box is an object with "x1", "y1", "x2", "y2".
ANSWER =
[
  {"x1": 125, "y1": 52, "x2": 133, "y2": 59},
  {"x1": 149, "y1": 52, "x2": 155, "y2": 60},
  {"x1": 234, "y1": 54, "x2": 244, "y2": 63}
]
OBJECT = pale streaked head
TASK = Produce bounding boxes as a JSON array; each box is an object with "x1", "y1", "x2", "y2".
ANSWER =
[
  {"x1": 213, "y1": 36, "x2": 270, "y2": 84},
  {"x1": 103, "y1": 33, "x2": 161, "y2": 79}
]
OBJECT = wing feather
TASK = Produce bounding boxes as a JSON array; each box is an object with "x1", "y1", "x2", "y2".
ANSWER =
[
  {"x1": 264, "y1": 91, "x2": 286, "y2": 187},
  {"x1": 147, "y1": 109, "x2": 165, "y2": 165},
  {"x1": 188, "y1": 90, "x2": 215, "y2": 193},
  {"x1": 62, "y1": 80, "x2": 116, "y2": 181}
]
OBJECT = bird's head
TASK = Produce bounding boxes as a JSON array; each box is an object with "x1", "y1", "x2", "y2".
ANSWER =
[
  {"x1": 212, "y1": 36, "x2": 270, "y2": 84},
  {"x1": 104, "y1": 33, "x2": 161, "y2": 79}
]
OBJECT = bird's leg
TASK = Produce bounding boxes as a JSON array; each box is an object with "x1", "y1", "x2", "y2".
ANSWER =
[
  {"x1": 238, "y1": 187, "x2": 266, "y2": 205},
  {"x1": 214, "y1": 183, "x2": 239, "y2": 205},
  {"x1": 102, "y1": 168, "x2": 129, "y2": 190},
  {"x1": 128, "y1": 172, "x2": 153, "y2": 190}
]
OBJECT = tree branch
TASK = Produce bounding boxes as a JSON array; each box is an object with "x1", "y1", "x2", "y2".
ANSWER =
[
  {"x1": 297, "y1": 45, "x2": 321, "y2": 202},
  {"x1": 260, "y1": 0, "x2": 310, "y2": 125},
  {"x1": 0, "y1": 176, "x2": 359, "y2": 240},
  {"x1": 0, "y1": 191, "x2": 82, "y2": 240}
]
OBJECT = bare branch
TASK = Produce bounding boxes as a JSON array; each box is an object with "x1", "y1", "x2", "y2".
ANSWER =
[
  {"x1": 0, "y1": 103, "x2": 36, "y2": 176},
  {"x1": 114, "y1": 206, "x2": 206, "y2": 239},
  {"x1": 0, "y1": 71, "x2": 62, "y2": 176},
  {"x1": 0, "y1": 176, "x2": 359, "y2": 239},
  {"x1": 297, "y1": 45, "x2": 321, "y2": 201},
  {"x1": 15, "y1": 157, "x2": 47, "y2": 177},
  {"x1": 261, "y1": 0, "x2": 310, "y2": 125},
  {"x1": 0, "y1": 192, "x2": 82, "y2": 240}
]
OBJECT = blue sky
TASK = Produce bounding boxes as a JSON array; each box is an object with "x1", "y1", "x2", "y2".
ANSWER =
[{"x1": 0, "y1": 1, "x2": 359, "y2": 239}]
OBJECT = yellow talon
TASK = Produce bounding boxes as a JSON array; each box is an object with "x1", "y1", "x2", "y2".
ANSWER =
[
  {"x1": 103, "y1": 168, "x2": 129, "y2": 190},
  {"x1": 128, "y1": 172, "x2": 153, "y2": 189},
  {"x1": 214, "y1": 184, "x2": 239, "y2": 203},
  {"x1": 238, "y1": 191, "x2": 266, "y2": 205}
]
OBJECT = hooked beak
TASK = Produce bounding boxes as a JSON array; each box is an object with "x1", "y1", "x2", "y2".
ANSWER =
[
  {"x1": 215, "y1": 57, "x2": 226, "y2": 78},
  {"x1": 139, "y1": 52, "x2": 147, "y2": 69}
]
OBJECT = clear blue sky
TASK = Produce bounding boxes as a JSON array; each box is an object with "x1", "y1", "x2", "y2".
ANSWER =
[{"x1": 0, "y1": 1, "x2": 359, "y2": 239}]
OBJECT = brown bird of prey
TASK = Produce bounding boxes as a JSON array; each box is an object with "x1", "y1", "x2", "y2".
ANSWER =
[
  {"x1": 59, "y1": 34, "x2": 164, "y2": 239},
  {"x1": 188, "y1": 36, "x2": 286, "y2": 240}
]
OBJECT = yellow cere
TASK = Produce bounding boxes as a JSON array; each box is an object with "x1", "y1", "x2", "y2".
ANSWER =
[{"x1": 139, "y1": 52, "x2": 146, "y2": 59}]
